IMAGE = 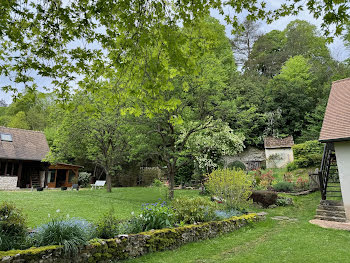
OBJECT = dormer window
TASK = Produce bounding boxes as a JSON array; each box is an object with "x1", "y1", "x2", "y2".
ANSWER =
[{"x1": 0, "y1": 133, "x2": 12, "y2": 142}]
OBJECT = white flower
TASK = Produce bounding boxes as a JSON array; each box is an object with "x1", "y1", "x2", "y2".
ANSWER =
[
  {"x1": 56, "y1": 209, "x2": 60, "y2": 213},
  {"x1": 131, "y1": 211, "x2": 134, "y2": 215},
  {"x1": 66, "y1": 214, "x2": 70, "y2": 218},
  {"x1": 48, "y1": 213, "x2": 51, "y2": 218}
]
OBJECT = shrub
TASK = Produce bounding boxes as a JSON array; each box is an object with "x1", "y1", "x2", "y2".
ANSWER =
[
  {"x1": 78, "y1": 172, "x2": 91, "y2": 187},
  {"x1": 152, "y1": 178, "x2": 163, "y2": 187},
  {"x1": 171, "y1": 196, "x2": 217, "y2": 224},
  {"x1": 214, "y1": 209, "x2": 243, "y2": 220},
  {"x1": 292, "y1": 140, "x2": 323, "y2": 168},
  {"x1": 276, "y1": 197, "x2": 293, "y2": 206},
  {"x1": 259, "y1": 170, "x2": 275, "y2": 190},
  {"x1": 0, "y1": 202, "x2": 28, "y2": 251},
  {"x1": 95, "y1": 209, "x2": 120, "y2": 239},
  {"x1": 273, "y1": 181, "x2": 294, "y2": 192},
  {"x1": 141, "y1": 201, "x2": 174, "y2": 231},
  {"x1": 227, "y1": 161, "x2": 246, "y2": 171},
  {"x1": 296, "y1": 176, "x2": 309, "y2": 190},
  {"x1": 120, "y1": 215, "x2": 146, "y2": 234},
  {"x1": 205, "y1": 169, "x2": 253, "y2": 210},
  {"x1": 286, "y1": 161, "x2": 298, "y2": 171},
  {"x1": 31, "y1": 217, "x2": 94, "y2": 255},
  {"x1": 250, "y1": 190, "x2": 278, "y2": 208},
  {"x1": 252, "y1": 169, "x2": 262, "y2": 186}
]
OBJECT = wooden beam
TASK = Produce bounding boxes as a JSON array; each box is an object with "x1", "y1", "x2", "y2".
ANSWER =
[
  {"x1": 44, "y1": 168, "x2": 48, "y2": 188},
  {"x1": 4, "y1": 161, "x2": 8, "y2": 176},
  {"x1": 54, "y1": 169, "x2": 57, "y2": 188},
  {"x1": 11, "y1": 162, "x2": 14, "y2": 176},
  {"x1": 17, "y1": 161, "x2": 22, "y2": 188}
]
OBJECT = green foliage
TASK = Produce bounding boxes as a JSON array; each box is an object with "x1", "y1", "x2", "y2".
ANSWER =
[
  {"x1": 95, "y1": 209, "x2": 120, "y2": 239},
  {"x1": 286, "y1": 161, "x2": 298, "y2": 171},
  {"x1": 273, "y1": 181, "x2": 294, "y2": 192},
  {"x1": 141, "y1": 202, "x2": 174, "y2": 231},
  {"x1": 152, "y1": 179, "x2": 163, "y2": 188},
  {"x1": 175, "y1": 158, "x2": 194, "y2": 185},
  {"x1": 227, "y1": 161, "x2": 246, "y2": 171},
  {"x1": 293, "y1": 140, "x2": 323, "y2": 168},
  {"x1": 31, "y1": 217, "x2": 94, "y2": 255},
  {"x1": 171, "y1": 196, "x2": 218, "y2": 224},
  {"x1": 78, "y1": 172, "x2": 91, "y2": 188},
  {"x1": 205, "y1": 169, "x2": 253, "y2": 210},
  {"x1": 0, "y1": 202, "x2": 28, "y2": 251},
  {"x1": 276, "y1": 196, "x2": 294, "y2": 206}
]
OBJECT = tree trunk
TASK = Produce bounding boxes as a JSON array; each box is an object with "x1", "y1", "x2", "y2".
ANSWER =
[
  {"x1": 168, "y1": 161, "x2": 176, "y2": 199},
  {"x1": 106, "y1": 170, "x2": 112, "y2": 193}
]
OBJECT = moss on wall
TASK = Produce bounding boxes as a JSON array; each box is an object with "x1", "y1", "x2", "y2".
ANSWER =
[{"x1": 0, "y1": 214, "x2": 264, "y2": 263}]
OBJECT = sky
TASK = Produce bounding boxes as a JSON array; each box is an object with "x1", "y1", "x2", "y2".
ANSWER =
[{"x1": 1, "y1": 2, "x2": 349, "y2": 105}]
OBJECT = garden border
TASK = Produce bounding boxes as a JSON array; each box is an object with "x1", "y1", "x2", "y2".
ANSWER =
[{"x1": 0, "y1": 213, "x2": 264, "y2": 263}]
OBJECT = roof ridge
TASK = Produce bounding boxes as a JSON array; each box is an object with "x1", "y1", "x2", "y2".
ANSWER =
[
  {"x1": 332, "y1": 77, "x2": 350, "y2": 84},
  {"x1": 0, "y1": 126, "x2": 45, "y2": 134}
]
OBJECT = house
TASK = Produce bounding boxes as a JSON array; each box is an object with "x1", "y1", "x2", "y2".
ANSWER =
[
  {"x1": 264, "y1": 136, "x2": 294, "y2": 168},
  {"x1": 319, "y1": 78, "x2": 350, "y2": 221},
  {"x1": 223, "y1": 146, "x2": 266, "y2": 170},
  {"x1": 0, "y1": 126, "x2": 81, "y2": 190}
]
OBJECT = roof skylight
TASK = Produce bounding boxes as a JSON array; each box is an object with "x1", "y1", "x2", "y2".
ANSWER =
[{"x1": 0, "y1": 133, "x2": 13, "y2": 142}]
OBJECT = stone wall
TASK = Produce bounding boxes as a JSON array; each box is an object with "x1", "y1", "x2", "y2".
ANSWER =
[
  {"x1": 223, "y1": 147, "x2": 266, "y2": 170},
  {"x1": 0, "y1": 214, "x2": 264, "y2": 263},
  {"x1": 0, "y1": 176, "x2": 18, "y2": 190},
  {"x1": 265, "y1": 148, "x2": 294, "y2": 168}
]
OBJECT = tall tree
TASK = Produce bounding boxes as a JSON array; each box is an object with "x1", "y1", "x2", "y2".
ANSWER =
[
  {"x1": 231, "y1": 19, "x2": 262, "y2": 66},
  {"x1": 265, "y1": 55, "x2": 315, "y2": 137}
]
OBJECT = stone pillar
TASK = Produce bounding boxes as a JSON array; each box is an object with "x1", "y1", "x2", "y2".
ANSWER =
[{"x1": 334, "y1": 141, "x2": 350, "y2": 220}]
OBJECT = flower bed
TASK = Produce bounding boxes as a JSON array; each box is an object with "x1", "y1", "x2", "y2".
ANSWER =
[{"x1": 0, "y1": 214, "x2": 264, "y2": 263}]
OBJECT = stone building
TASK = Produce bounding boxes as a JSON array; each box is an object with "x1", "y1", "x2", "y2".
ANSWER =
[
  {"x1": 223, "y1": 146, "x2": 265, "y2": 170},
  {"x1": 264, "y1": 136, "x2": 294, "y2": 169}
]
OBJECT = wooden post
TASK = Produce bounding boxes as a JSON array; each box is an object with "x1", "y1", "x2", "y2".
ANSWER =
[
  {"x1": 17, "y1": 161, "x2": 22, "y2": 187},
  {"x1": 65, "y1": 169, "x2": 69, "y2": 186},
  {"x1": 54, "y1": 169, "x2": 57, "y2": 188},
  {"x1": 4, "y1": 161, "x2": 8, "y2": 176},
  {"x1": 11, "y1": 162, "x2": 14, "y2": 176},
  {"x1": 44, "y1": 168, "x2": 48, "y2": 188}
]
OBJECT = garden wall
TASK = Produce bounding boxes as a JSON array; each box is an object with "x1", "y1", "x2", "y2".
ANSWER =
[{"x1": 0, "y1": 214, "x2": 264, "y2": 263}]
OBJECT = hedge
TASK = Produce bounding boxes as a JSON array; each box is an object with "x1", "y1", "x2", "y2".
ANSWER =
[
  {"x1": 292, "y1": 140, "x2": 323, "y2": 168},
  {"x1": 0, "y1": 214, "x2": 264, "y2": 263}
]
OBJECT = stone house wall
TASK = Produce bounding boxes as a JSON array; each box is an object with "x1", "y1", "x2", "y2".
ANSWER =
[{"x1": 0, "y1": 176, "x2": 18, "y2": 190}]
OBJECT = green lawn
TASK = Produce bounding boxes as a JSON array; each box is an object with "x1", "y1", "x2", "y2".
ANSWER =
[
  {"x1": 2, "y1": 188, "x2": 350, "y2": 262},
  {"x1": 0, "y1": 187, "x2": 197, "y2": 227},
  {"x1": 125, "y1": 192, "x2": 350, "y2": 263}
]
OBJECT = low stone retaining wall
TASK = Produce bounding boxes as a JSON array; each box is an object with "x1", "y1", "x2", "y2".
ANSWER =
[
  {"x1": 0, "y1": 176, "x2": 18, "y2": 190},
  {"x1": 0, "y1": 214, "x2": 264, "y2": 263}
]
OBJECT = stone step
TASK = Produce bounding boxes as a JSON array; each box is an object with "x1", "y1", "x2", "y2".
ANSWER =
[
  {"x1": 318, "y1": 205, "x2": 345, "y2": 212},
  {"x1": 320, "y1": 200, "x2": 343, "y2": 206},
  {"x1": 316, "y1": 209, "x2": 346, "y2": 218},
  {"x1": 314, "y1": 215, "x2": 348, "y2": 223}
]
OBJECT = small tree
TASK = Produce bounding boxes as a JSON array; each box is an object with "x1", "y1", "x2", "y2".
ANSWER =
[{"x1": 205, "y1": 168, "x2": 253, "y2": 210}]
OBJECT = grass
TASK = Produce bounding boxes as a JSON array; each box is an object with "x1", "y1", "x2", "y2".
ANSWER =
[
  {"x1": 0, "y1": 187, "x2": 198, "y2": 227},
  {"x1": 125, "y1": 192, "x2": 350, "y2": 263}
]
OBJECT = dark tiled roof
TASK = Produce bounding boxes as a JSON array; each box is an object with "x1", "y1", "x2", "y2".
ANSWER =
[
  {"x1": 0, "y1": 126, "x2": 49, "y2": 161},
  {"x1": 264, "y1": 136, "x2": 294, "y2": 149},
  {"x1": 319, "y1": 78, "x2": 350, "y2": 142}
]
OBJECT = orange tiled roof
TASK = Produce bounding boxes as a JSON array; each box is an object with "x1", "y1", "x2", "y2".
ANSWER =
[{"x1": 319, "y1": 78, "x2": 350, "y2": 142}]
